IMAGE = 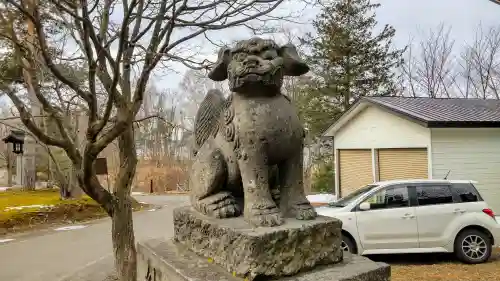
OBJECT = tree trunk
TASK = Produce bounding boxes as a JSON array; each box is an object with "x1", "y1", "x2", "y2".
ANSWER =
[
  {"x1": 112, "y1": 123, "x2": 137, "y2": 281},
  {"x1": 21, "y1": 0, "x2": 39, "y2": 191},
  {"x1": 46, "y1": 146, "x2": 73, "y2": 199},
  {"x1": 69, "y1": 112, "x2": 84, "y2": 198},
  {"x1": 68, "y1": 165, "x2": 83, "y2": 198},
  {"x1": 112, "y1": 197, "x2": 136, "y2": 281},
  {"x1": 59, "y1": 180, "x2": 71, "y2": 199}
]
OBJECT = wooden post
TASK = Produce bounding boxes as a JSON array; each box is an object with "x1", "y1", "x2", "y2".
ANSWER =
[{"x1": 150, "y1": 179, "x2": 153, "y2": 194}]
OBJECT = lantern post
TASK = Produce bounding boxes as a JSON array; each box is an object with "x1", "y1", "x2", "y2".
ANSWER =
[{"x1": 2, "y1": 130, "x2": 26, "y2": 186}]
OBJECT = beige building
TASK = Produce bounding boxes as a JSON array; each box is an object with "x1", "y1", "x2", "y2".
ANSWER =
[{"x1": 324, "y1": 97, "x2": 500, "y2": 212}]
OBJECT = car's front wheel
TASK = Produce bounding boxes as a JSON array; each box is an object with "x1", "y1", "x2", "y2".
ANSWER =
[
  {"x1": 341, "y1": 233, "x2": 357, "y2": 254},
  {"x1": 454, "y1": 229, "x2": 492, "y2": 264}
]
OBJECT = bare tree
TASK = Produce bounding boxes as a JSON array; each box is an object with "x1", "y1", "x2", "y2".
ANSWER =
[
  {"x1": 461, "y1": 25, "x2": 500, "y2": 99},
  {"x1": 401, "y1": 23, "x2": 500, "y2": 99},
  {"x1": 0, "y1": 0, "x2": 290, "y2": 280},
  {"x1": 177, "y1": 69, "x2": 229, "y2": 130},
  {"x1": 401, "y1": 23, "x2": 456, "y2": 98}
]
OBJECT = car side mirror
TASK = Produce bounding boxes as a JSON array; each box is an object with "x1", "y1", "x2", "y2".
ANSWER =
[{"x1": 359, "y1": 202, "x2": 371, "y2": 211}]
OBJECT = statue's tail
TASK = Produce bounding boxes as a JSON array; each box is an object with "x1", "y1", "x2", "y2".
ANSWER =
[{"x1": 193, "y1": 89, "x2": 225, "y2": 154}]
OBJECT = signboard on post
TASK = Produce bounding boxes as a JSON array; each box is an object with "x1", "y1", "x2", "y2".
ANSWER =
[
  {"x1": 94, "y1": 157, "x2": 111, "y2": 191},
  {"x1": 94, "y1": 158, "x2": 108, "y2": 175}
]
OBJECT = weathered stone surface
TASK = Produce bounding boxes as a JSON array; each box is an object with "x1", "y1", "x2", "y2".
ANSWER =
[
  {"x1": 189, "y1": 37, "x2": 317, "y2": 227},
  {"x1": 137, "y1": 239, "x2": 390, "y2": 281},
  {"x1": 173, "y1": 206, "x2": 343, "y2": 280}
]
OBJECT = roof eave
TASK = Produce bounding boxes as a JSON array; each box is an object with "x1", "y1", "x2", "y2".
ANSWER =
[
  {"x1": 427, "y1": 121, "x2": 500, "y2": 128},
  {"x1": 322, "y1": 100, "x2": 369, "y2": 137},
  {"x1": 322, "y1": 97, "x2": 430, "y2": 137}
]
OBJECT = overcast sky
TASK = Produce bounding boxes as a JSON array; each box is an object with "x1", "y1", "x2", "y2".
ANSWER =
[
  {"x1": 156, "y1": 0, "x2": 500, "y2": 91},
  {"x1": 3, "y1": 0, "x2": 498, "y2": 109}
]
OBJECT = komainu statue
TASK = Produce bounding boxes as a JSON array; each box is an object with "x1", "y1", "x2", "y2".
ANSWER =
[{"x1": 189, "y1": 37, "x2": 317, "y2": 227}]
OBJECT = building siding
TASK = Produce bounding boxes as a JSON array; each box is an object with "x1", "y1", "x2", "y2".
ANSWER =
[
  {"x1": 334, "y1": 106, "x2": 431, "y2": 149},
  {"x1": 431, "y1": 128, "x2": 500, "y2": 212},
  {"x1": 333, "y1": 105, "x2": 432, "y2": 195}
]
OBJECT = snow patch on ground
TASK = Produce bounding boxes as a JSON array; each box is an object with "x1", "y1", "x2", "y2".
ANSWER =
[
  {"x1": 0, "y1": 187, "x2": 9, "y2": 192},
  {"x1": 54, "y1": 225, "x2": 87, "y2": 231},
  {"x1": 0, "y1": 238, "x2": 15, "y2": 243},
  {"x1": 131, "y1": 192, "x2": 145, "y2": 196},
  {"x1": 4, "y1": 204, "x2": 54, "y2": 211},
  {"x1": 306, "y1": 194, "x2": 337, "y2": 204},
  {"x1": 148, "y1": 208, "x2": 157, "y2": 212}
]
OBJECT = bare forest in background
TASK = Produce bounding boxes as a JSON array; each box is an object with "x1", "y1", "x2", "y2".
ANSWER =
[
  {"x1": 400, "y1": 23, "x2": 500, "y2": 99},
  {"x1": 0, "y1": 69, "x2": 229, "y2": 194}
]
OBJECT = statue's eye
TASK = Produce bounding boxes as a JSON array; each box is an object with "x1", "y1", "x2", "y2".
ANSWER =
[
  {"x1": 261, "y1": 50, "x2": 277, "y2": 60},
  {"x1": 234, "y1": 53, "x2": 247, "y2": 61}
]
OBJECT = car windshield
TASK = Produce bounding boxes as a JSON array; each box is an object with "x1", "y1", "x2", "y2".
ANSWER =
[{"x1": 328, "y1": 184, "x2": 379, "y2": 207}]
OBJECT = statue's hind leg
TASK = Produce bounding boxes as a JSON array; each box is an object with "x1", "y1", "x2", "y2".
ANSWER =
[
  {"x1": 278, "y1": 149, "x2": 317, "y2": 220},
  {"x1": 189, "y1": 141, "x2": 241, "y2": 218}
]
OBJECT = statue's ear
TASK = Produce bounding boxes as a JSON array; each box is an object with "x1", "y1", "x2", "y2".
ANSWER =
[
  {"x1": 208, "y1": 47, "x2": 231, "y2": 81},
  {"x1": 279, "y1": 43, "x2": 309, "y2": 76}
]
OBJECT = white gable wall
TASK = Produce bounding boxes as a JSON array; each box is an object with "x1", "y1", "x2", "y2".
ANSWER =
[
  {"x1": 334, "y1": 106, "x2": 431, "y2": 149},
  {"x1": 431, "y1": 128, "x2": 500, "y2": 212}
]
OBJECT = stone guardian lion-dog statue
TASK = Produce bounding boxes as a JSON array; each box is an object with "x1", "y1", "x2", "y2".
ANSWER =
[{"x1": 189, "y1": 37, "x2": 317, "y2": 227}]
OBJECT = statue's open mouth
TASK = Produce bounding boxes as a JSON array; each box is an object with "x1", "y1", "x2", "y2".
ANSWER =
[
  {"x1": 241, "y1": 73, "x2": 262, "y2": 79},
  {"x1": 238, "y1": 66, "x2": 272, "y2": 77}
]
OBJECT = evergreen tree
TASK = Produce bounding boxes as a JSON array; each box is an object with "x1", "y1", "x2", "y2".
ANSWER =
[
  {"x1": 300, "y1": 0, "x2": 406, "y2": 137},
  {"x1": 311, "y1": 160, "x2": 335, "y2": 193}
]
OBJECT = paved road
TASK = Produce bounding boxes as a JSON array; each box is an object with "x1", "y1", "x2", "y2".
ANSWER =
[{"x1": 0, "y1": 195, "x2": 189, "y2": 281}]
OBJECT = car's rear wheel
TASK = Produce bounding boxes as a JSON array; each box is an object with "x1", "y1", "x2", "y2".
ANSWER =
[
  {"x1": 341, "y1": 233, "x2": 357, "y2": 254},
  {"x1": 454, "y1": 229, "x2": 492, "y2": 264}
]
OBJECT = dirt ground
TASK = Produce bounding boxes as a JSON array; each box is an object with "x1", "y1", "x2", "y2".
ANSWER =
[{"x1": 370, "y1": 248, "x2": 500, "y2": 281}]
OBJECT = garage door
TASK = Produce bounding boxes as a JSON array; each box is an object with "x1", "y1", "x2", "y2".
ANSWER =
[
  {"x1": 378, "y1": 148, "x2": 428, "y2": 181},
  {"x1": 339, "y1": 149, "x2": 373, "y2": 196}
]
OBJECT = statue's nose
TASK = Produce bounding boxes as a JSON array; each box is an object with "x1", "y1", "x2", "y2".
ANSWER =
[{"x1": 243, "y1": 56, "x2": 260, "y2": 67}]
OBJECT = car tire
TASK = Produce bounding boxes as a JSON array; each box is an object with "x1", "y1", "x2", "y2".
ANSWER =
[
  {"x1": 341, "y1": 234, "x2": 357, "y2": 254},
  {"x1": 454, "y1": 229, "x2": 492, "y2": 264}
]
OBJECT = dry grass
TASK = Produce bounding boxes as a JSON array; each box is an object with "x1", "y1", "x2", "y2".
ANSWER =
[
  {"x1": 133, "y1": 160, "x2": 188, "y2": 193},
  {"x1": 370, "y1": 248, "x2": 500, "y2": 281},
  {"x1": 0, "y1": 189, "x2": 146, "y2": 236}
]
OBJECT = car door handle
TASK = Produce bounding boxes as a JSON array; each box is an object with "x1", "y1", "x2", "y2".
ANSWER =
[
  {"x1": 453, "y1": 208, "x2": 466, "y2": 214},
  {"x1": 402, "y1": 213, "x2": 415, "y2": 219}
]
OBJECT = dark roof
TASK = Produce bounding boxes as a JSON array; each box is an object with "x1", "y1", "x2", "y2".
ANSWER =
[
  {"x1": 363, "y1": 97, "x2": 500, "y2": 127},
  {"x1": 2, "y1": 130, "x2": 25, "y2": 143}
]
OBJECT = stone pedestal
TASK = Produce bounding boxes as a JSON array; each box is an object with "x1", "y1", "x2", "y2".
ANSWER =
[
  {"x1": 173, "y1": 207, "x2": 343, "y2": 279},
  {"x1": 136, "y1": 207, "x2": 390, "y2": 281},
  {"x1": 137, "y1": 239, "x2": 391, "y2": 281}
]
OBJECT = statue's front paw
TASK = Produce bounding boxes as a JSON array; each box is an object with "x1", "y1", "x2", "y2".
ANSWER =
[
  {"x1": 245, "y1": 203, "x2": 284, "y2": 227},
  {"x1": 194, "y1": 192, "x2": 241, "y2": 218},
  {"x1": 293, "y1": 202, "x2": 317, "y2": 220}
]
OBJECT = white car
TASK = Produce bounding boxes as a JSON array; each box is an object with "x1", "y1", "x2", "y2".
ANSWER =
[{"x1": 315, "y1": 179, "x2": 500, "y2": 264}]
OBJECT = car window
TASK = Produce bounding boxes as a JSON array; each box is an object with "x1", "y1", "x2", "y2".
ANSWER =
[
  {"x1": 331, "y1": 184, "x2": 379, "y2": 207},
  {"x1": 363, "y1": 185, "x2": 409, "y2": 210},
  {"x1": 416, "y1": 185, "x2": 453, "y2": 206},
  {"x1": 451, "y1": 183, "x2": 483, "y2": 203}
]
